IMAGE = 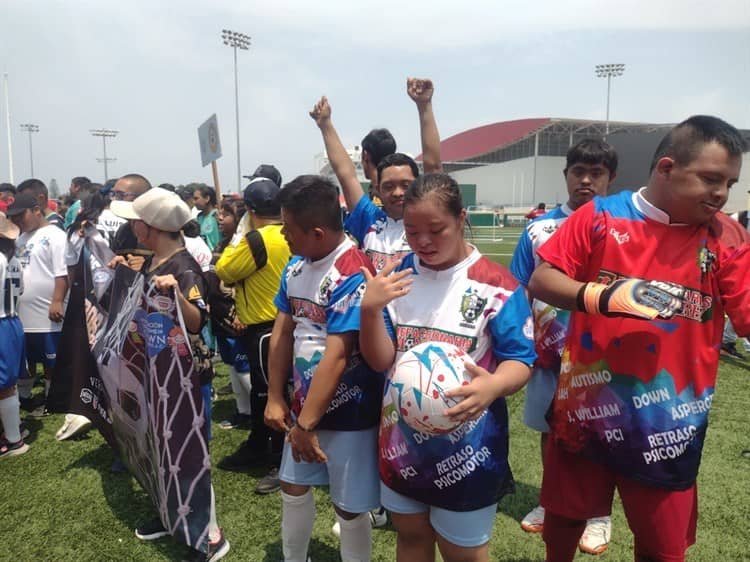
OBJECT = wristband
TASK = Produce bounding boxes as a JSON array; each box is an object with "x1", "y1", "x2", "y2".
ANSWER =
[
  {"x1": 577, "y1": 282, "x2": 607, "y2": 314},
  {"x1": 295, "y1": 419, "x2": 316, "y2": 433}
]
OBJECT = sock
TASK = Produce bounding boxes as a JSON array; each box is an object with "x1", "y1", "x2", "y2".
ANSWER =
[
  {"x1": 208, "y1": 485, "x2": 221, "y2": 542},
  {"x1": 229, "y1": 367, "x2": 252, "y2": 415},
  {"x1": 44, "y1": 379, "x2": 51, "y2": 397},
  {"x1": 0, "y1": 394, "x2": 22, "y2": 443},
  {"x1": 337, "y1": 512, "x2": 372, "y2": 562},
  {"x1": 281, "y1": 489, "x2": 315, "y2": 562},
  {"x1": 17, "y1": 377, "x2": 33, "y2": 400}
]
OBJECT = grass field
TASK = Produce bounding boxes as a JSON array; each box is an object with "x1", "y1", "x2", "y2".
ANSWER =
[{"x1": 2, "y1": 233, "x2": 749, "y2": 561}]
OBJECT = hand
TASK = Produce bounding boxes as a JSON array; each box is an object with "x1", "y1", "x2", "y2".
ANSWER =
[
  {"x1": 407, "y1": 77, "x2": 434, "y2": 106},
  {"x1": 444, "y1": 362, "x2": 502, "y2": 422},
  {"x1": 231, "y1": 318, "x2": 246, "y2": 333},
  {"x1": 264, "y1": 395, "x2": 292, "y2": 433},
  {"x1": 107, "y1": 255, "x2": 128, "y2": 269},
  {"x1": 288, "y1": 425, "x2": 328, "y2": 464},
  {"x1": 309, "y1": 96, "x2": 332, "y2": 128},
  {"x1": 49, "y1": 300, "x2": 65, "y2": 323},
  {"x1": 580, "y1": 278, "x2": 684, "y2": 320},
  {"x1": 126, "y1": 254, "x2": 146, "y2": 272},
  {"x1": 360, "y1": 260, "x2": 413, "y2": 312},
  {"x1": 153, "y1": 274, "x2": 178, "y2": 292}
]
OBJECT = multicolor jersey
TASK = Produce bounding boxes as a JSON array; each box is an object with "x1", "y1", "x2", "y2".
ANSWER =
[
  {"x1": 274, "y1": 238, "x2": 383, "y2": 431},
  {"x1": 344, "y1": 196, "x2": 410, "y2": 272},
  {"x1": 537, "y1": 189, "x2": 750, "y2": 490},
  {"x1": 0, "y1": 252, "x2": 23, "y2": 318},
  {"x1": 380, "y1": 249, "x2": 536, "y2": 511},
  {"x1": 510, "y1": 204, "x2": 573, "y2": 371}
]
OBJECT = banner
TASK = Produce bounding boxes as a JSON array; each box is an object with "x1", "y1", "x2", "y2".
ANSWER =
[{"x1": 51, "y1": 234, "x2": 212, "y2": 551}]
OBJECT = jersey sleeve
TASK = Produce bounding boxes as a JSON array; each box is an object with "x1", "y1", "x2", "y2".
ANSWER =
[
  {"x1": 344, "y1": 196, "x2": 384, "y2": 246},
  {"x1": 273, "y1": 260, "x2": 294, "y2": 315},
  {"x1": 488, "y1": 286, "x2": 537, "y2": 365},
  {"x1": 175, "y1": 267, "x2": 208, "y2": 332},
  {"x1": 51, "y1": 231, "x2": 70, "y2": 277},
  {"x1": 509, "y1": 227, "x2": 535, "y2": 286},
  {"x1": 717, "y1": 243, "x2": 750, "y2": 337},
  {"x1": 326, "y1": 273, "x2": 366, "y2": 334},
  {"x1": 536, "y1": 201, "x2": 595, "y2": 281},
  {"x1": 215, "y1": 237, "x2": 258, "y2": 284}
]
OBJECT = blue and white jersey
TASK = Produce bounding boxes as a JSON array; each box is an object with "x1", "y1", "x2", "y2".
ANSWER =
[
  {"x1": 344, "y1": 196, "x2": 411, "y2": 272},
  {"x1": 379, "y1": 248, "x2": 536, "y2": 511},
  {"x1": 274, "y1": 237, "x2": 383, "y2": 431},
  {"x1": 0, "y1": 253, "x2": 23, "y2": 319}
]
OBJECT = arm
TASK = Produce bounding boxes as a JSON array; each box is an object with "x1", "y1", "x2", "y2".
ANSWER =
[
  {"x1": 265, "y1": 312, "x2": 295, "y2": 433},
  {"x1": 408, "y1": 78, "x2": 442, "y2": 173},
  {"x1": 310, "y1": 96, "x2": 364, "y2": 211},
  {"x1": 48, "y1": 275, "x2": 68, "y2": 323},
  {"x1": 215, "y1": 238, "x2": 257, "y2": 284},
  {"x1": 528, "y1": 261, "x2": 584, "y2": 311},
  {"x1": 152, "y1": 274, "x2": 205, "y2": 333}
]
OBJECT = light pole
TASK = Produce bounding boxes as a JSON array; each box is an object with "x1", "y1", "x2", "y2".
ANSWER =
[
  {"x1": 90, "y1": 129, "x2": 118, "y2": 181},
  {"x1": 595, "y1": 63, "x2": 625, "y2": 137},
  {"x1": 20, "y1": 123, "x2": 39, "y2": 177},
  {"x1": 222, "y1": 29, "x2": 250, "y2": 192}
]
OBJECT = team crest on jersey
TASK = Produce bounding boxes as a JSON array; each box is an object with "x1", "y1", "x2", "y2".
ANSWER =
[
  {"x1": 289, "y1": 260, "x2": 304, "y2": 277},
  {"x1": 541, "y1": 224, "x2": 556, "y2": 235},
  {"x1": 459, "y1": 289, "x2": 487, "y2": 328},
  {"x1": 318, "y1": 274, "x2": 335, "y2": 302},
  {"x1": 697, "y1": 246, "x2": 716, "y2": 279}
]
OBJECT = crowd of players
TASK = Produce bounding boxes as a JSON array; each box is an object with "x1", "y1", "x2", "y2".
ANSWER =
[{"x1": 0, "y1": 77, "x2": 748, "y2": 562}]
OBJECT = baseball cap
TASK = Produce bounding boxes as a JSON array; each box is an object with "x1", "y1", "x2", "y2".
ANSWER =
[
  {"x1": 0, "y1": 211, "x2": 19, "y2": 239},
  {"x1": 244, "y1": 164, "x2": 282, "y2": 188},
  {"x1": 243, "y1": 177, "x2": 281, "y2": 216},
  {"x1": 5, "y1": 192, "x2": 40, "y2": 217},
  {"x1": 110, "y1": 187, "x2": 191, "y2": 232}
]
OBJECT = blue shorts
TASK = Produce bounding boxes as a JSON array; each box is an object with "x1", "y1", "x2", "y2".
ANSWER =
[
  {"x1": 216, "y1": 336, "x2": 250, "y2": 372},
  {"x1": 523, "y1": 367, "x2": 558, "y2": 432},
  {"x1": 279, "y1": 427, "x2": 380, "y2": 514},
  {"x1": 0, "y1": 317, "x2": 25, "y2": 390},
  {"x1": 381, "y1": 483, "x2": 497, "y2": 547},
  {"x1": 25, "y1": 332, "x2": 61, "y2": 369}
]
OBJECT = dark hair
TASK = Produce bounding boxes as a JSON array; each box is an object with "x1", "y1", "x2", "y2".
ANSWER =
[
  {"x1": 119, "y1": 173, "x2": 152, "y2": 192},
  {"x1": 182, "y1": 219, "x2": 201, "y2": 238},
  {"x1": 158, "y1": 183, "x2": 176, "y2": 192},
  {"x1": 404, "y1": 173, "x2": 463, "y2": 219},
  {"x1": 221, "y1": 198, "x2": 246, "y2": 222},
  {"x1": 194, "y1": 185, "x2": 217, "y2": 206},
  {"x1": 176, "y1": 186, "x2": 194, "y2": 203},
  {"x1": 536, "y1": 202, "x2": 546, "y2": 210},
  {"x1": 650, "y1": 115, "x2": 747, "y2": 172},
  {"x1": 0, "y1": 183, "x2": 15, "y2": 194},
  {"x1": 17, "y1": 178, "x2": 49, "y2": 202},
  {"x1": 565, "y1": 139, "x2": 618, "y2": 175},
  {"x1": 361, "y1": 129, "x2": 396, "y2": 167},
  {"x1": 71, "y1": 176, "x2": 91, "y2": 188},
  {"x1": 0, "y1": 238, "x2": 14, "y2": 261},
  {"x1": 376, "y1": 153, "x2": 420, "y2": 184},
  {"x1": 67, "y1": 191, "x2": 107, "y2": 239},
  {"x1": 278, "y1": 175, "x2": 343, "y2": 232}
]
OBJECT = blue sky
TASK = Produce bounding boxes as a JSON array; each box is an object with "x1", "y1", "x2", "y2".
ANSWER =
[{"x1": 1, "y1": 0, "x2": 748, "y2": 193}]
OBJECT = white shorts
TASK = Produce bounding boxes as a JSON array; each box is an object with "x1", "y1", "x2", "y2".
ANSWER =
[{"x1": 279, "y1": 427, "x2": 380, "y2": 514}]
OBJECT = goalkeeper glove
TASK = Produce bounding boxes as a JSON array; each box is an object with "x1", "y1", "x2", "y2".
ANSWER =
[{"x1": 577, "y1": 278, "x2": 684, "y2": 320}]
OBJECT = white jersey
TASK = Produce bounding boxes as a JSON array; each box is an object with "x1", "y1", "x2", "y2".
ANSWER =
[
  {"x1": 344, "y1": 196, "x2": 411, "y2": 272},
  {"x1": 0, "y1": 253, "x2": 23, "y2": 319},
  {"x1": 96, "y1": 208, "x2": 128, "y2": 246},
  {"x1": 185, "y1": 235, "x2": 212, "y2": 273},
  {"x1": 16, "y1": 224, "x2": 68, "y2": 332}
]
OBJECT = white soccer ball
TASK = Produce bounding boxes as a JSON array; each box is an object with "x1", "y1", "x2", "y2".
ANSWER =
[{"x1": 389, "y1": 341, "x2": 475, "y2": 435}]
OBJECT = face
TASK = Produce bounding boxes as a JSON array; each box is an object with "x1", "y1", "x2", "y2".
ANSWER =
[
  {"x1": 70, "y1": 182, "x2": 80, "y2": 197},
  {"x1": 564, "y1": 162, "x2": 613, "y2": 210},
  {"x1": 655, "y1": 141, "x2": 741, "y2": 225},
  {"x1": 11, "y1": 208, "x2": 43, "y2": 233},
  {"x1": 111, "y1": 178, "x2": 140, "y2": 202},
  {"x1": 377, "y1": 165, "x2": 416, "y2": 220},
  {"x1": 217, "y1": 208, "x2": 237, "y2": 236},
  {"x1": 0, "y1": 191, "x2": 14, "y2": 203},
  {"x1": 280, "y1": 209, "x2": 321, "y2": 258},
  {"x1": 193, "y1": 191, "x2": 210, "y2": 211},
  {"x1": 131, "y1": 219, "x2": 154, "y2": 248},
  {"x1": 403, "y1": 195, "x2": 466, "y2": 271}
]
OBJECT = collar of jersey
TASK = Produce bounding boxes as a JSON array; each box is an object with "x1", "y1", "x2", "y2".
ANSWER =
[
  {"x1": 306, "y1": 237, "x2": 352, "y2": 268},
  {"x1": 412, "y1": 244, "x2": 480, "y2": 279},
  {"x1": 632, "y1": 187, "x2": 685, "y2": 225}
]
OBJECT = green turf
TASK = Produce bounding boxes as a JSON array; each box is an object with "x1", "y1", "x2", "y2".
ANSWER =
[{"x1": 2, "y1": 238, "x2": 748, "y2": 561}]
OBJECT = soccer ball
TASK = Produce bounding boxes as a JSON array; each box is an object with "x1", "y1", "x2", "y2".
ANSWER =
[{"x1": 389, "y1": 341, "x2": 474, "y2": 435}]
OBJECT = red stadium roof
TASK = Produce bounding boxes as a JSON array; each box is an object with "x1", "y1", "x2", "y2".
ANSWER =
[{"x1": 418, "y1": 118, "x2": 551, "y2": 162}]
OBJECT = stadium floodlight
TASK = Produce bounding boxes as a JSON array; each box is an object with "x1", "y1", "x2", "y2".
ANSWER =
[
  {"x1": 222, "y1": 29, "x2": 251, "y2": 192},
  {"x1": 90, "y1": 128, "x2": 119, "y2": 181},
  {"x1": 595, "y1": 63, "x2": 626, "y2": 137},
  {"x1": 20, "y1": 123, "x2": 39, "y2": 177}
]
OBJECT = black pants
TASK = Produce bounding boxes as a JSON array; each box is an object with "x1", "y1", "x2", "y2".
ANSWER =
[{"x1": 242, "y1": 321, "x2": 284, "y2": 461}]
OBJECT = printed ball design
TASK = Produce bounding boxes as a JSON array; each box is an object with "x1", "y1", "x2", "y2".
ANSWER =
[{"x1": 390, "y1": 341, "x2": 475, "y2": 435}]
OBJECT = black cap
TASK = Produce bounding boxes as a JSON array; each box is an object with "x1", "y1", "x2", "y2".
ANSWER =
[
  {"x1": 243, "y1": 178, "x2": 281, "y2": 216},
  {"x1": 245, "y1": 164, "x2": 282, "y2": 188},
  {"x1": 5, "y1": 192, "x2": 39, "y2": 216}
]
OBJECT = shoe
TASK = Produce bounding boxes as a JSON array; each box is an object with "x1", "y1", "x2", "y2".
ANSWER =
[
  {"x1": 19, "y1": 395, "x2": 44, "y2": 412},
  {"x1": 218, "y1": 413, "x2": 251, "y2": 430},
  {"x1": 28, "y1": 404, "x2": 49, "y2": 418},
  {"x1": 56, "y1": 414, "x2": 93, "y2": 441},
  {"x1": 182, "y1": 531, "x2": 230, "y2": 561},
  {"x1": 720, "y1": 342, "x2": 745, "y2": 359},
  {"x1": 1, "y1": 423, "x2": 29, "y2": 442},
  {"x1": 216, "y1": 383, "x2": 234, "y2": 396},
  {"x1": 369, "y1": 507, "x2": 387, "y2": 527},
  {"x1": 0, "y1": 438, "x2": 29, "y2": 459},
  {"x1": 520, "y1": 505, "x2": 545, "y2": 533},
  {"x1": 255, "y1": 467, "x2": 280, "y2": 494},
  {"x1": 579, "y1": 516, "x2": 611, "y2": 555},
  {"x1": 135, "y1": 517, "x2": 169, "y2": 540},
  {"x1": 217, "y1": 443, "x2": 268, "y2": 472}
]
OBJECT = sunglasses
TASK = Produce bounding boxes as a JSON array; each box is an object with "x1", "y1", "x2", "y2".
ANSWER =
[{"x1": 112, "y1": 190, "x2": 138, "y2": 201}]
